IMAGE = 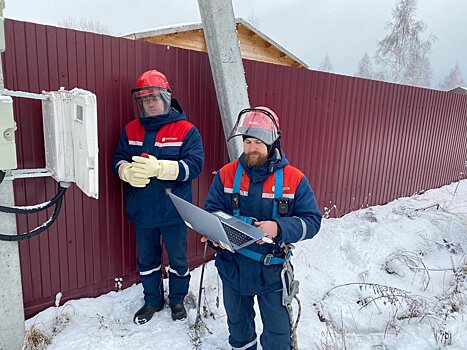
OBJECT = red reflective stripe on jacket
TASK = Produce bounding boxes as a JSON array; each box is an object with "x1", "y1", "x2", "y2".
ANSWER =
[
  {"x1": 125, "y1": 119, "x2": 146, "y2": 143},
  {"x1": 219, "y1": 161, "x2": 304, "y2": 198},
  {"x1": 261, "y1": 165, "x2": 304, "y2": 199},
  {"x1": 125, "y1": 119, "x2": 195, "y2": 145},
  {"x1": 219, "y1": 160, "x2": 250, "y2": 194},
  {"x1": 155, "y1": 120, "x2": 195, "y2": 145}
]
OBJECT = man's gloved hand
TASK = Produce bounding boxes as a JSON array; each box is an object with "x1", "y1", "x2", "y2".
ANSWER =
[
  {"x1": 118, "y1": 163, "x2": 150, "y2": 188},
  {"x1": 132, "y1": 155, "x2": 179, "y2": 180},
  {"x1": 131, "y1": 155, "x2": 162, "y2": 178}
]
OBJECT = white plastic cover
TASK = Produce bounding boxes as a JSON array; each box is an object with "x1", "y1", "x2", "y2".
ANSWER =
[
  {"x1": 0, "y1": 96, "x2": 17, "y2": 170},
  {"x1": 41, "y1": 89, "x2": 98, "y2": 198}
]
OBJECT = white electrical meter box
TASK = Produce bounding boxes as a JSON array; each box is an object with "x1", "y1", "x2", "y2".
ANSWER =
[
  {"x1": 42, "y1": 89, "x2": 98, "y2": 198},
  {"x1": 0, "y1": 96, "x2": 17, "y2": 170}
]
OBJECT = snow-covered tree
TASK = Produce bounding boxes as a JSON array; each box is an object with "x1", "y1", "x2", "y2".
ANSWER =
[
  {"x1": 318, "y1": 54, "x2": 334, "y2": 72},
  {"x1": 58, "y1": 17, "x2": 111, "y2": 34},
  {"x1": 438, "y1": 63, "x2": 465, "y2": 91},
  {"x1": 374, "y1": 0, "x2": 435, "y2": 87},
  {"x1": 355, "y1": 52, "x2": 375, "y2": 79}
]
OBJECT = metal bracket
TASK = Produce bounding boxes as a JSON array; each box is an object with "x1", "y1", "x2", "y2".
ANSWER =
[
  {"x1": 3, "y1": 168, "x2": 54, "y2": 180},
  {"x1": 0, "y1": 89, "x2": 49, "y2": 100}
]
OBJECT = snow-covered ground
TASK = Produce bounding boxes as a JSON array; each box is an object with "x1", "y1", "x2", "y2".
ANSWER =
[{"x1": 25, "y1": 179, "x2": 467, "y2": 349}]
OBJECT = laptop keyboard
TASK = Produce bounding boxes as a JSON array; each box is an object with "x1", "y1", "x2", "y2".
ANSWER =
[{"x1": 221, "y1": 222, "x2": 254, "y2": 246}]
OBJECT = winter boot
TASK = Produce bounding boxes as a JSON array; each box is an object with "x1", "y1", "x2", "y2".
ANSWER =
[
  {"x1": 169, "y1": 303, "x2": 187, "y2": 321},
  {"x1": 133, "y1": 302, "x2": 164, "y2": 325}
]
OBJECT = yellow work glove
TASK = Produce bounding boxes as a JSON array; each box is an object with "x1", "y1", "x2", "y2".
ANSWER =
[
  {"x1": 156, "y1": 159, "x2": 179, "y2": 180},
  {"x1": 118, "y1": 163, "x2": 150, "y2": 188},
  {"x1": 131, "y1": 155, "x2": 162, "y2": 178},
  {"x1": 132, "y1": 155, "x2": 179, "y2": 181}
]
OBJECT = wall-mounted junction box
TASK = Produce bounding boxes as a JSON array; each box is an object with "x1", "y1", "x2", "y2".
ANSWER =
[{"x1": 42, "y1": 89, "x2": 98, "y2": 199}]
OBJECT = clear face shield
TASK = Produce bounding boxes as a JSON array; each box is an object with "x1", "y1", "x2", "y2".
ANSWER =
[
  {"x1": 131, "y1": 86, "x2": 172, "y2": 117},
  {"x1": 228, "y1": 108, "x2": 281, "y2": 146}
]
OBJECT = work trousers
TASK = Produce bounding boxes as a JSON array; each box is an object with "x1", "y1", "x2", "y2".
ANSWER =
[
  {"x1": 135, "y1": 223, "x2": 190, "y2": 305},
  {"x1": 223, "y1": 283, "x2": 291, "y2": 350}
]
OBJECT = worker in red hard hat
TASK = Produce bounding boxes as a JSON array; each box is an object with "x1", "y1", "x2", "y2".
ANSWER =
[
  {"x1": 112, "y1": 69, "x2": 204, "y2": 324},
  {"x1": 203, "y1": 106, "x2": 321, "y2": 350},
  {"x1": 132, "y1": 70, "x2": 172, "y2": 117}
]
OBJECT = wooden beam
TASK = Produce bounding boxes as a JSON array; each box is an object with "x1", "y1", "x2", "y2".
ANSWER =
[
  {"x1": 129, "y1": 23, "x2": 305, "y2": 68},
  {"x1": 143, "y1": 29, "x2": 208, "y2": 52}
]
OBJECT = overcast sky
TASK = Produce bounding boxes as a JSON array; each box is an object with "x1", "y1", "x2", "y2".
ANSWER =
[{"x1": 4, "y1": 0, "x2": 467, "y2": 87}]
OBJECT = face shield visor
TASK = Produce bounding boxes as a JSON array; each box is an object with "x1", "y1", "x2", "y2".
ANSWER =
[
  {"x1": 228, "y1": 108, "x2": 281, "y2": 146},
  {"x1": 131, "y1": 86, "x2": 171, "y2": 117}
]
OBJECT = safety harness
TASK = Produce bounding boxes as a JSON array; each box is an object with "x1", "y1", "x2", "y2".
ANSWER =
[
  {"x1": 231, "y1": 162, "x2": 301, "y2": 349},
  {"x1": 232, "y1": 162, "x2": 288, "y2": 264}
]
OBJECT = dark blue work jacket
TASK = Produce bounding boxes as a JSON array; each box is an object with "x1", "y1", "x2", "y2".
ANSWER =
[
  {"x1": 112, "y1": 99, "x2": 204, "y2": 228},
  {"x1": 205, "y1": 151, "x2": 321, "y2": 295}
]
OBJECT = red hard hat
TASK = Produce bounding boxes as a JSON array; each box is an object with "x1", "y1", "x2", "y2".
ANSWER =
[
  {"x1": 136, "y1": 70, "x2": 171, "y2": 90},
  {"x1": 131, "y1": 70, "x2": 171, "y2": 98}
]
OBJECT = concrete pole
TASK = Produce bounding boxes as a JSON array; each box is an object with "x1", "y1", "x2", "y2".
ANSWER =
[
  {"x1": 0, "y1": 183, "x2": 24, "y2": 350},
  {"x1": 197, "y1": 0, "x2": 249, "y2": 161},
  {"x1": 0, "y1": 0, "x2": 26, "y2": 348}
]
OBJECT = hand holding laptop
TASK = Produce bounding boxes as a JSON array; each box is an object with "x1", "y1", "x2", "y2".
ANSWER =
[
  {"x1": 200, "y1": 220, "x2": 276, "y2": 248},
  {"x1": 168, "y1": 193, "x2": 269, "y2": 252},
  {"x1": 201, "y1": 235, "x2": 230, "y2": 250},
  {"x1": 201, "y1": 235, "x2": 219, "y2": 247},
  {"x1": 254, "y1": 221, "x2": 278, "y2": 245}
]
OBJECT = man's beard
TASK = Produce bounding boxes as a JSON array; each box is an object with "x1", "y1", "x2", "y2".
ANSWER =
[{"x1": 245, "y1": 152, "x2": 268, "y2": 168}]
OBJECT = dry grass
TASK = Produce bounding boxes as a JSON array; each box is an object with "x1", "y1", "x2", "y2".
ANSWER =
[
  {"x1": 23, "y1": 303, "x2": 75, "y2": 350},
  {"x1": 23, "y1": 325, "x2": 52, "y2": 350},
  {"x1": 320, "y1": 255, "x2": 467, "y2": 346}
]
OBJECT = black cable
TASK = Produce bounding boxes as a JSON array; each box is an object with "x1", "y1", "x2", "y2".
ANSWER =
[
  {"x1": 0, "y1": 183, "x2": 68, "y2": 214},
  {"x1": 0, "y1": 182, "x2": 69, "y2": 242}
]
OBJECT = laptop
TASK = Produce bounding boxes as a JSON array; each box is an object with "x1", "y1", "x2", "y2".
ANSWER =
[{"x1": 168, "y1": 193, "x2": 267, "y2": 253}]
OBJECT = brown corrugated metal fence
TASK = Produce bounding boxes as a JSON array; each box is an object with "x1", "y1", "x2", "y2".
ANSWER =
[
  {"x1": 2, "y1": 19, "x2": 467, "y2": 317},
  {"x1": 245, "y1": 64, "x2": 467, "y2": 214}
]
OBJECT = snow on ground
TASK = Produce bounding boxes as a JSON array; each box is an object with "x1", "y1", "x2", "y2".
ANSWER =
[{"x1": 25, "y1": 179, "x2": 467, "y2": 349}]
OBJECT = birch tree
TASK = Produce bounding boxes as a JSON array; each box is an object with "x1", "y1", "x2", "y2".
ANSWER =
[
  {"x1": 58, "y1": 17, "x2": 111, "y2": 35},
  {"x1": 355, "y1": 53, "x2": 374, "y2": 79},
  {"x1": 438, "y1": 64, "x2": 465, "y2": 91},
  {"x1": 375, "y1": 0, "x2": 435, "y2": 87},
  {"x1": 318, "y1": 54, "x2": 334, "y2": 72}
]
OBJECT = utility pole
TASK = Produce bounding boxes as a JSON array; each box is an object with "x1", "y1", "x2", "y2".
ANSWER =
[
  {"x1": 197, "y1": 0, "x2": 249, "y2": 161},
  {"x1": 0, "y1": 0, "x2": 26, "y2": 348}
]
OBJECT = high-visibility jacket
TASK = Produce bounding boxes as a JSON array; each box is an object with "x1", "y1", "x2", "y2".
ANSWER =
[
  {"x1": 205, "y1": 151, "x2": 321, "y2": 295},
  {"x1": 113, "y1": 99, "x2": 204, "y2": 228}
]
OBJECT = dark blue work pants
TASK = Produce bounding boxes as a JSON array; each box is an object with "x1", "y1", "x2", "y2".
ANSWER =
[
  {"x1": 223, "y1": 283, "x2": 291, "y2": 350},
  {"x1": 135, "y1": 223, "x2": 190, "y2": 305}
]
